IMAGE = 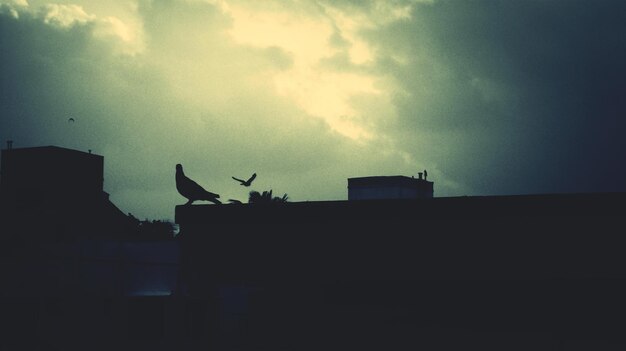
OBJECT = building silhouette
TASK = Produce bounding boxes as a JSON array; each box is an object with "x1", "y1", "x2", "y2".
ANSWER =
[
  {"x1": 348, "y1": 173, "x2": 433, "y2": 200},
  {"x1": 0, "y1": 145, "x2": 182, "y2": 350},
  {"x1": 0, "y1": 145, "x2": 137, "y2": 240},
  {"x1": 1, "y1": 145, "x2": 104, "y2": 201},
  {"x1": 175, "y1": 192, "x2": 626, "y2": 350},
  {"x1": 2, "y1": 144, "x2": 626, "y2": 350}
]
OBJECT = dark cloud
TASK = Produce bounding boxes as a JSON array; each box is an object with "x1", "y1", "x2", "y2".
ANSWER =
[
  {"x1": 1, "y1": 11, "x2": 93, "y2": 145},
  {"x1": 365, "y1": 0, "x2": 626, "y2": 195}
]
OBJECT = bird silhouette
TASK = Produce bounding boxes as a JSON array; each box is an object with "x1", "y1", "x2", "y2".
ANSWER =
[
  {"x1": 176, "y1": 164, "x2": 221, "y2": 205},
  {"x1": 232, "y1": 173, "x2": 256, "y2": 187},
  {"x1": 68, "y1": 118, "x2": 75, "y2": 123}
]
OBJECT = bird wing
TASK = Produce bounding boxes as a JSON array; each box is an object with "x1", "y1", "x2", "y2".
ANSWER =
[
  {"x1": 232, "y1": 176, "x2": 245, "y2": 183},
  {"x1": 203, "y1": 190, "x2": 220, "y2": 198},
  {"x1": 187, "y1": 178, "x2": 220, "y2": 201},
  {"x1": 179, "y1": 174, "x2": 208, "y2": 197},
  {"x1": 246, "y1": 173, "x2": 257, "y2": 183}
]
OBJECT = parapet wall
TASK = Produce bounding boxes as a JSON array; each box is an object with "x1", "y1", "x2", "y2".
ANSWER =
[{"x1": 176, "y1": 193, "x2": 626, "y2": 288}]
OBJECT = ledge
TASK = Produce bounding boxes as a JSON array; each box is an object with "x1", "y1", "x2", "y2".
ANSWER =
[{"x1": 175, "y1": 192, "x2": 626, "y2": 225}]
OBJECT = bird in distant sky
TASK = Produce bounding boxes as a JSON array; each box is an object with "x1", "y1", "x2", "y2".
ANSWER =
[
  {"x1": 68, "y1": 117, "x2": 75, "y2": 123},
  {"x1": 232, "y1": 173, "x2": 256, "y2": 187},
  {"x1": 176, "y1": 164, "x2": 221, "y2": 205}
]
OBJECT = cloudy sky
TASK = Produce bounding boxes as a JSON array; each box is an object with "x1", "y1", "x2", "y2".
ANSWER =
[{"x1": 1, "y1": 0, "x2": 624, "y2": 220}]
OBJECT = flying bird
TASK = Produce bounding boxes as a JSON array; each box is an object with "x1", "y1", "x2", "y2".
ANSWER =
[
  {"x1": 175, "y1": 164, "x2": 221, "y2": 205},
  {"x1": 68, "y1": 117, "x2": 75, "y2": 123},
  {"x1": 232, "y1": 173, "x2": 257, "y2": 187}
]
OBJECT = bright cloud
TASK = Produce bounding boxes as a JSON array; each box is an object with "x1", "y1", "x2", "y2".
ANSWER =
[
  {"x1": 224, "y1": 2, "x2": 389, "y2": 139},
  {"x1": 219, "y1": 0, "x2": 430, "y2": 140},
  {"x1": 41, "y1": 4, "x2": 93, "y2": 27}
]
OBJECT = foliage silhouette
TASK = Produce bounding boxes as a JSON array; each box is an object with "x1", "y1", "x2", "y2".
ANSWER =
[
  {"x1": 248, "y1": 190, "x2": 289, "y2": 204},
  {"x1": 136, "y1": 219, "x2": 176, "y2": 239},
  {"x1": 127, "y1": 213, "x2": 176, "y2": 239}
]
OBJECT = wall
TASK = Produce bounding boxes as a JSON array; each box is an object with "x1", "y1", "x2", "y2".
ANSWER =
[
  {"x1": 0, "y1": 239, "x2": 180, "y2": 298},
  {"x1": 173, "y1": 194, "x2": 626, "y2": 348}
]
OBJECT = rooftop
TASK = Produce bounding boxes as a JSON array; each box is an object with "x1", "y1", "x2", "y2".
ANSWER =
[{"x1": 176, "y1": 192, "x2": 625, "y2": 225}]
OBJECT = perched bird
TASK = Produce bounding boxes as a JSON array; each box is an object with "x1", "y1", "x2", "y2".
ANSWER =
[
  {"x1": 175, "y1": 164, "x2": 221, "y2": 205},
  {"x1": 232, "y1": 173, "x2": 257, "y2": 187}
]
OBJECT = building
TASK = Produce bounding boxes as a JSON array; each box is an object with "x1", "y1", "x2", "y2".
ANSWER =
[
  {"x1": 0, "y1": 145, "x2": 138, "y2": 240},
  {"x1": 0, "y1": 144, "x2": 184, "y2": 349},
  {"x1": 0, "y1": 145, "x2": 104, "y2": 204},
  {"x1": 2, "y1": 144, "x2": 626, "y2": 349},
  {"x1": 174, "y1": 193, "x2": 626, "y2": 349},
  {"x1": 348, "y1": 172, "x2": 433, "y2": 200},
  {"x1": 0, "y1": 144, "x2": 179, "y2": 293}
]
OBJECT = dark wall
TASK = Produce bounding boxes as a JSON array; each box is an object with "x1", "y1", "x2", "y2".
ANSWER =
[
  {"x1": 0, "y1": 147, "x2": 137, "y2": 242},
  {"x1": 174, "y1": 194, "x2": 626, "y2": 348},
  {"x1": 0, "y1": 146, "x2": 104, "y2": 205},
  {"x1": 177, "y1": 194, "x2": 626, "y2": 285}
]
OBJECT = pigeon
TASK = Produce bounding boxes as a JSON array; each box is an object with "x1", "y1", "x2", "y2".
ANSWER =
[
  {"x1": 232, "y1": 173, "x2": 256, "y2": 187},
  {"x1": 175, "y1": 164, "x2": 221, "y2": 205}
]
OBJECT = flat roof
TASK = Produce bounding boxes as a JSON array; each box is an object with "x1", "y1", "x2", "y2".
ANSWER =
[
  {"x1": 1, "y1": 145, "x2": 102, "y2": 158},
  {"x1": 176, "y1": 192, "x2": 626, "y2": 225},
  {"x1": 348, "y1": 175, "x2": 432, "y2": 188}
]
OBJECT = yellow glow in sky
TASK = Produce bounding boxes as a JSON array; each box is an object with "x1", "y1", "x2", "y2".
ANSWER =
[{"x1": 225, "y1": 3, "x2": 381, "y2": 140}]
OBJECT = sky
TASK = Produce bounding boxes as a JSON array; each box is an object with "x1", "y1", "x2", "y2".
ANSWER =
[{"x1": 1, "y1": 0, "x2": 625, "y2": 221}]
